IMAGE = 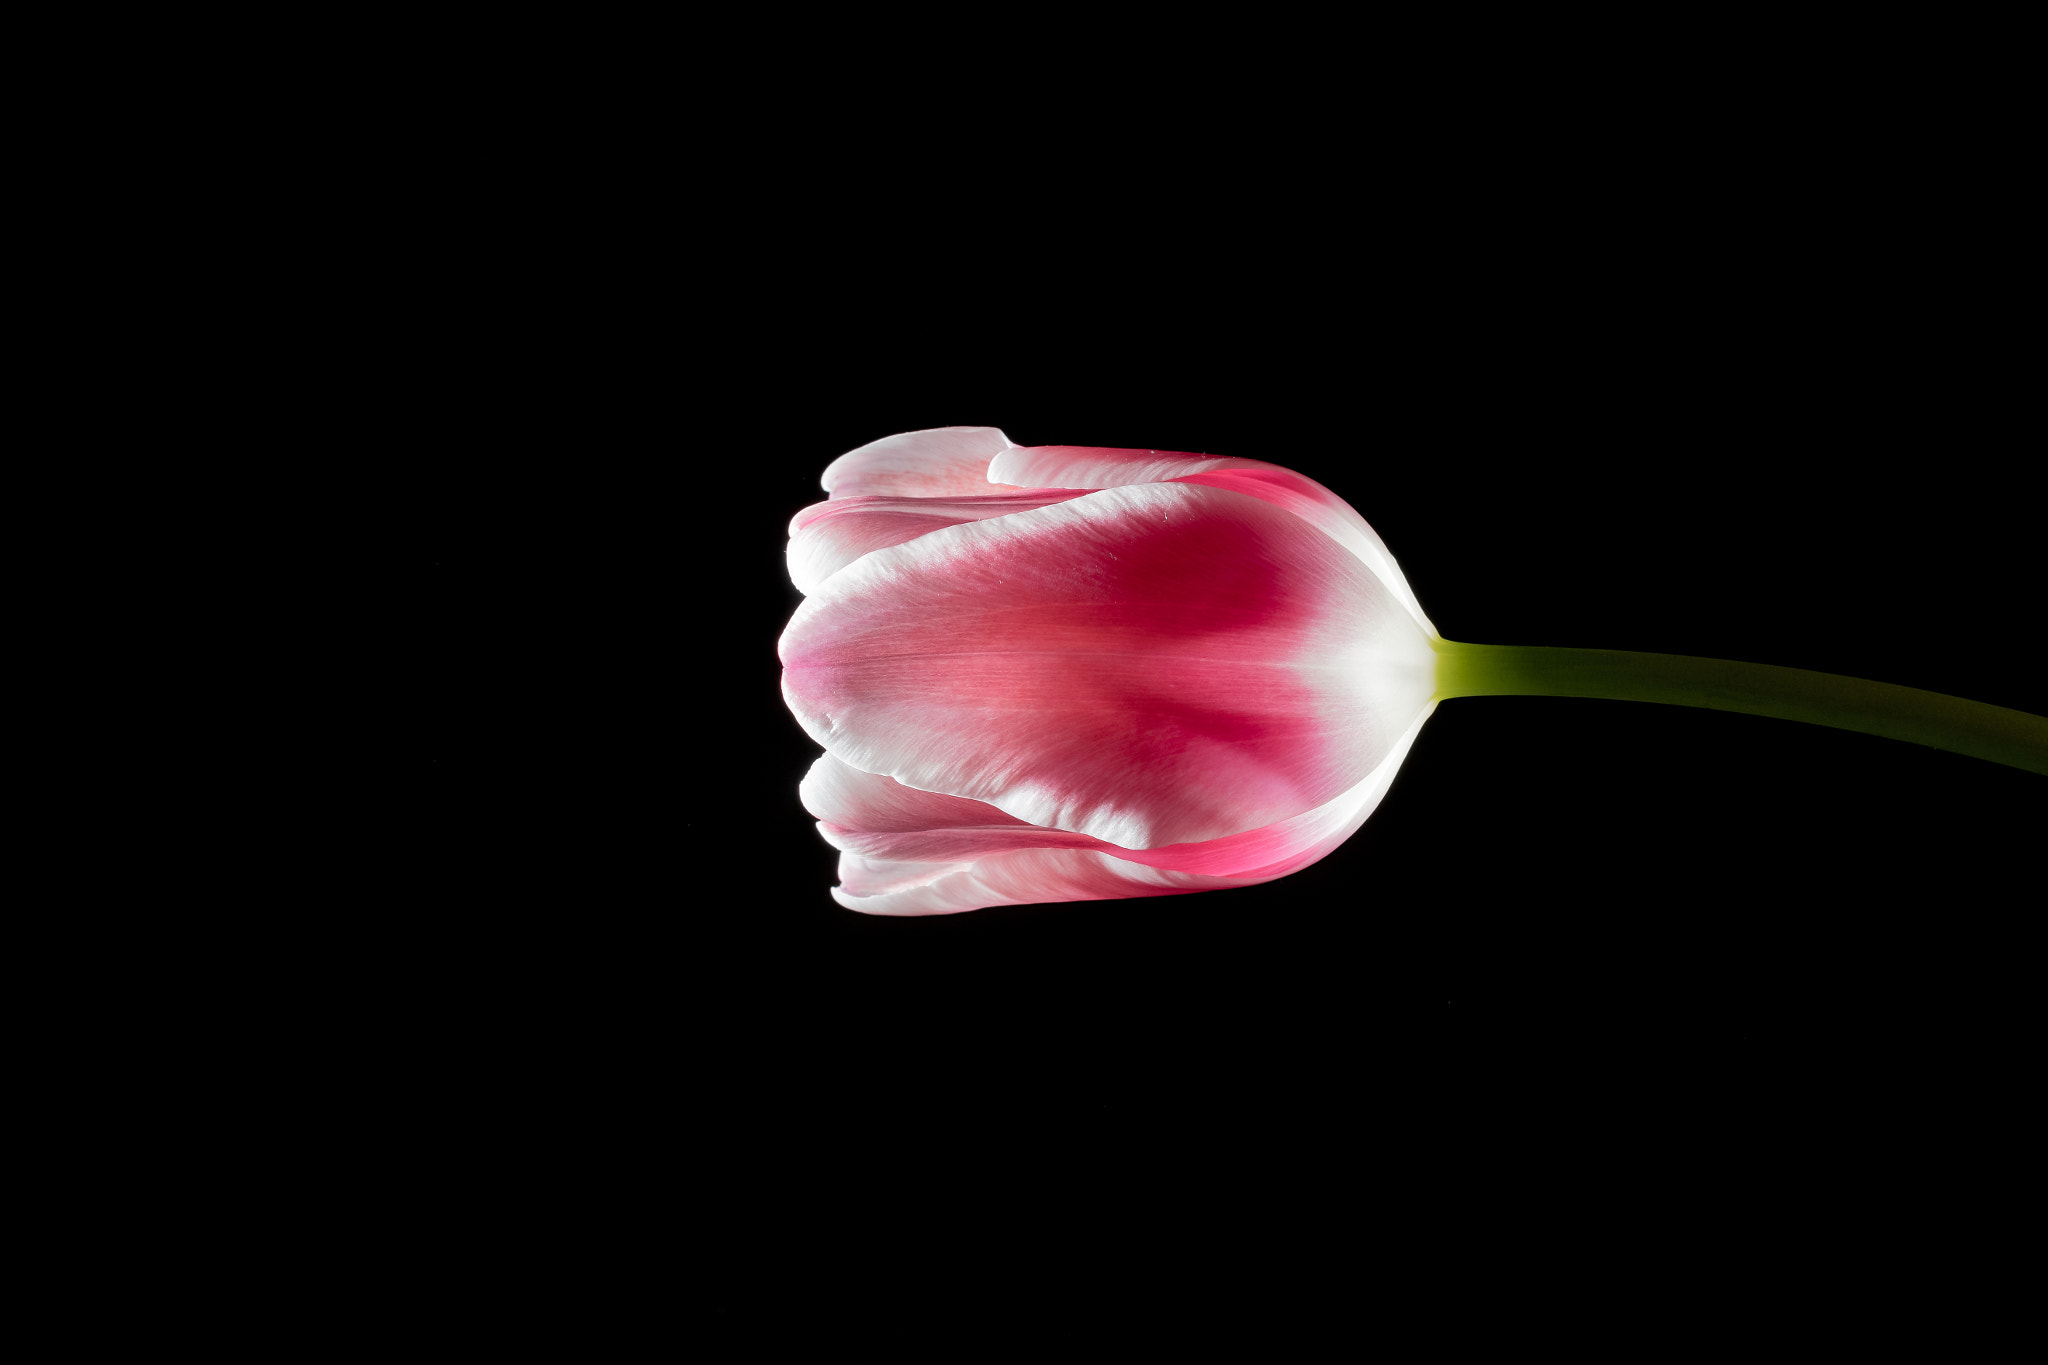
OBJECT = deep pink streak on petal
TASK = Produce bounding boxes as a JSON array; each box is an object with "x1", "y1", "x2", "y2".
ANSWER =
[
  {"x1": 786, "y1": 489, "x2": 1091, "y2": 595},
  {"x1": 986, "y1": 444, "x2": 1438, "y2": 636},
  {"x1": 779, "y1": 481, "x2": 1436, "y2": 850}
]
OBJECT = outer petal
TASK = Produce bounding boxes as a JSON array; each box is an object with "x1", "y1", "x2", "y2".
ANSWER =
[
  {"x1": 986, "y1": 444, "x2": 1437, "y2": 637},
  {"x1": 818, "y1": 426, "x2": 1023, "y2": 500},
  {"x1": 779, "y1": 481, "x2": 1437, "y2": 850},
  {"x1": 800, "y1": 751, "x2": 1109, "y2": 861},
  {"x1": 814, "y1": 705, "x2": 1436, "y2": 914},
  {"x1": 1109, "y1": 700, "x2": 1434, "y2": 879},
  {"x1": 833, "y1": 852, "x2": 978, "y2": 899},
  {"x1": 800, "y1": 750, "x2": 1038, "y2": 835},
  {"x1": 830, "y1": 846, "x2": 1238, "y2": 917},
  {"x1": 786, "y1": 489, "x2": 1091, "y2": 596}
]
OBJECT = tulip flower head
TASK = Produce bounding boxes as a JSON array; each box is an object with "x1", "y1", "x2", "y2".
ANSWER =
[{"x1": 779, "y1": 427, "x2": 1448, "y2": 915}]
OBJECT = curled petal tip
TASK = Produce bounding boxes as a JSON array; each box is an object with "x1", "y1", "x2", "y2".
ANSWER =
[{"x1": 818, "y1": 426, "x2": 1020, "y2": 501}]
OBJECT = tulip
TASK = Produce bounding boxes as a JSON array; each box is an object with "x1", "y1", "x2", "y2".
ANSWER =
[{"x1": 779, "y1": 427, "x2": 2048, "y2": 916}]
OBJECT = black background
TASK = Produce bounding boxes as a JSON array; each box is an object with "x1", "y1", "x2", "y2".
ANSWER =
[
  {"x1": 438, "y1": 311, "x2": 2038, "y2": 1171},
  {"x1": 413, "y1": 68, "x2": 2038, "y2": 1322}
]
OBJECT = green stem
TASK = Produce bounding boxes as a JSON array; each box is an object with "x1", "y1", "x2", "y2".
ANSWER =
[{"x1": 1433, "y1": 641, "x2": 2048, "y2": 776}]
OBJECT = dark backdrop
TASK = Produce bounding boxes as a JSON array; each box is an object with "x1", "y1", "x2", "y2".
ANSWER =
[
  {"x1": 462, "y1": 324, "x2": 2038, "y2": 1150},
  {"x1": 415, "y1": 99, "x2": 2037, "y2": 1311}
]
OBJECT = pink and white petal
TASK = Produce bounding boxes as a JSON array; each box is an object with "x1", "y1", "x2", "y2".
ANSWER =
[
  {"x1": 780, "y1": 480, "x2": 1438, "y2": 850},
  {"x1": 799, "y1": 751, "x2": 1039, "y2": 832},
  {"x1": 819, "y1": 427, "x2": 1024, "y2": 501},
  {"x1": 832, "y1": 845, "x2": 1242, "y2": 917},
  {"x1": 986, "y1": 445, "x2": 1437, "y2": 637},
  {"x1": 833, "y1": 851, "x2": 978, "y2": 898},
  {"x1": 802, "y1": 751, "x2": 1121, "y2": 860},
  {"x1": 819, "y1": 820, "x2": 1115, "y2": 862},
  {"x1": 826, "y1": 700, "x2": 1436, "y2": 876},
  {"x1": 986, "y1": 445, "x2": 1230, "y2": 489},
  {"x1": 1108, "y1": 700, "x2": 1435, "y2": 879},
  {"x1": 1172, "y1": 471, "x2": 1436, "y2": 638},
  {"x1": 822, "y1": 709, "x2": 1438, "y2": 913},
  {"x1": 786, "y1": 489, "x2": 1091, "y2": 595}
]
